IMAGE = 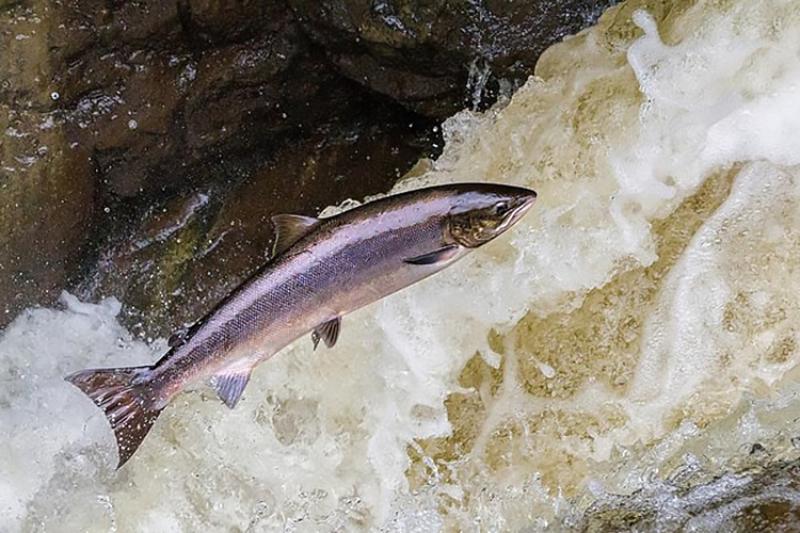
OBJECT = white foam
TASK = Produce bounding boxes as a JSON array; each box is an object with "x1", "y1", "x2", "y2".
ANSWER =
[{"x1": 3, "y1": 0, "x2": 800, "y2": 530}]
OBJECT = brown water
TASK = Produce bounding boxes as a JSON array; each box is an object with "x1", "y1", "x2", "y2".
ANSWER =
[{"x1": 3, "y1": 0, "x2": 800, "y2": 530}]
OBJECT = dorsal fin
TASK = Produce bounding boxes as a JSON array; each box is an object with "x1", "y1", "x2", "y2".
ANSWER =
[{"x1": 271, "y1": 214, "x2": 320, "y2": 257}]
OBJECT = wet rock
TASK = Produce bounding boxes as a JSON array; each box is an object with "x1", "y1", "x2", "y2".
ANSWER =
[
  {"x1": 77, "y1": 104, "x2": 441, "y2": 338},
  {"x1": 50, "y1": 0, "x2": 336, "y2": 200},
  {"x1": 0, "y1": 2, "x2": 96, "y2": 319},
  {"x1": 288, "y1": 0, "x2": 616, "y2": 117},
  {"x1": 573, "y1": 459, "x2": 800, "y2": 532},
  {"x1": 0, "y1": 0, "x2": 432, "y2": 327},
  {"x1": 0, "y1": 104, "x2": 95, "y2": 320},
  {"x1": 0, "y1": 0, "x2": 611, "y2": 328}
]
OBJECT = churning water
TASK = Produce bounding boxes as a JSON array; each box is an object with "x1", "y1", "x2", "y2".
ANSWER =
[{"x1": 3, "y1": 0, "x2": 800, "y2": 530}]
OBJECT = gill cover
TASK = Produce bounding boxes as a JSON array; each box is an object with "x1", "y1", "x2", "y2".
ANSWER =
[{"x1": 448, "y1": 200, "x2": 516, "y2": 248}]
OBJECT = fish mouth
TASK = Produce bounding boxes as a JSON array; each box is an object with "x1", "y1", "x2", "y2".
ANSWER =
[{"x1": 498, "y1": 190, "x2": 537, "y2": 232}]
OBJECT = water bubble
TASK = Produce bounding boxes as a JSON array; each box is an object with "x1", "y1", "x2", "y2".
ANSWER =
[{"x1": 50, "y1": 91, "x2": 60, "y2": 101}]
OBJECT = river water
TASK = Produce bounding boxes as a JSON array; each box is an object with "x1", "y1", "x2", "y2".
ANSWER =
[{"x1": 3, "y1": 0, "x2": 800, "y2": 531}]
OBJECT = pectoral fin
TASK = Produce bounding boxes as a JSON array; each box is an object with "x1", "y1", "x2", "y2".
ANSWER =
[
  {"x1": 271, "y1": 214, "x2": 320, "y2": 256},
  {"x1": 312, "y1": 317, "x2": 341, "y2": 349},
  {"x1": 403, "y1": 244, "x2": 460, "y2": 265},
  {"x1": 211, "y1": 366, "x2": 253, "y2": 409}
]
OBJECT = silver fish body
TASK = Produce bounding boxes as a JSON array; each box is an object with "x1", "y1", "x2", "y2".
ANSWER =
[{"x1": 66, "y1": 182, "x2": 537, "y2": 467}]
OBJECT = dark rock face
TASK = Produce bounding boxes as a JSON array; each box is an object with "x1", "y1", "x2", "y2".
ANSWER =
[
  {"x1": 288, "y1": 0, "x2": 614, "y2": 117},
  {"x1": 51, "y1": 0, "x2": 343, "y2": 200},
  {"x1": 573, "y1": 459, "x2": 800, "y2": 532},
  {"x1": 0, "y1": 1, "x2": 97, "y2": 320},
  {"x1": 0, "y1": 0, "x2": 611, "y2": 330},
  {"x1": 79, "y1": 104, "x2": 440, "y2": 338},
  {"x1": 1, "y1": 0, "x2": 434, "y2": 328}
]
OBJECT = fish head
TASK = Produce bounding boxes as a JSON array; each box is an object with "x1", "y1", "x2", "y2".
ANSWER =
[{"x1": 446, "y1": 183, "x2": 537, "y2": 248}]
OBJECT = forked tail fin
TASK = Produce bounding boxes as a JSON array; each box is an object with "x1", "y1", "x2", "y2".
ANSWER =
[{"x1": 65, "y1": 366, "x2": 163, "y2": 468}]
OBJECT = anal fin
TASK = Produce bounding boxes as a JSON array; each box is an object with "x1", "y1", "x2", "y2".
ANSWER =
[{"x1": 211, "y1": 365, "x2": 253, "y2": 409}]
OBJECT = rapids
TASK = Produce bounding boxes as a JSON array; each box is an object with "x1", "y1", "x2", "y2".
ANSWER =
[{"x1": 3, "y1": 0, "x2": 800, "y2": 530}]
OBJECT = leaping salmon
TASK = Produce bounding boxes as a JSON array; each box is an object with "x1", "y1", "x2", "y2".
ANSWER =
[{"x1": 66, "y1": 183, "x2": 537, "y2": 467}]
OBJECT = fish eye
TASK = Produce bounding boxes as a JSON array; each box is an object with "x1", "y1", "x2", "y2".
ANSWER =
[{"x1": 493, "y1": 201, "x2": 510, "y2": 215}]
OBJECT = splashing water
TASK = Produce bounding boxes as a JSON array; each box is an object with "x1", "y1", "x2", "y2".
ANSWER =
[{"x1": 3, "y1": 0, "x2": 800, "y2": 530}]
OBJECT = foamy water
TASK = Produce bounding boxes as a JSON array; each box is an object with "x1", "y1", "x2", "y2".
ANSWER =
[{"x1": 3, "y1": 0, "x2": 800, "y2": 530}]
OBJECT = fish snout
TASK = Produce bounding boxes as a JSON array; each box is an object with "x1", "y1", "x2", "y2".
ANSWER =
[{"x1": 505, "y1": 187, "x2": 537, "y2": 226}]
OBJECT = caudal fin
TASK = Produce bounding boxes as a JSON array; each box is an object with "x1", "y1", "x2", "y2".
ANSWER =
[{"x1": 65, "y1": 366, "x2": 163, "y2": 468}]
